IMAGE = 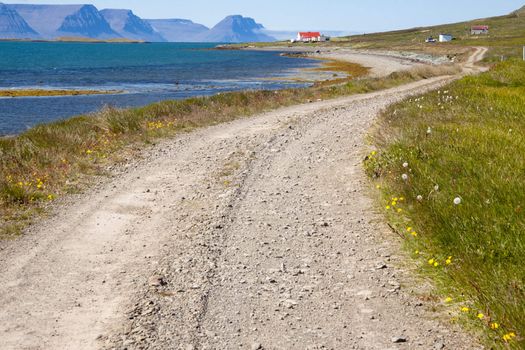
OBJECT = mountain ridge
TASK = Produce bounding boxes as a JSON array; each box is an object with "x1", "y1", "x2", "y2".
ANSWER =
[{"x1": 0, "y1": 4, "x2": 278, "y2": 42}]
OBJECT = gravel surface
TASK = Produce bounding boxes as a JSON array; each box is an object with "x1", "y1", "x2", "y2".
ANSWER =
[{"x1": 0, "y1": 49, "x2": 486, "y2": 350}]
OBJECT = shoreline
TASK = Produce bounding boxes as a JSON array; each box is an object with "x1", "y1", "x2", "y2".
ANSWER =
[
  {"x1": 221, "y1": 44, "x2": 454, "y2": 78},
  {"x1": 0, "y1": 88, "x2": 123, "y2": 98}
]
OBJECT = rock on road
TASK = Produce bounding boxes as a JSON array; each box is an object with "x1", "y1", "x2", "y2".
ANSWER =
[{"x1": 0, "y1": 51, "x2": 487, "y2": 350}]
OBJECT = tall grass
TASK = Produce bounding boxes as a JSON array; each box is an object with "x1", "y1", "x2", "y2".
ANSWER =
[
  {"x1": 366, "y1": 59, "x2": 525, "y2": 349},
  {"x1": 0, "y1": 63, "x2": 458, "y2": 237}
]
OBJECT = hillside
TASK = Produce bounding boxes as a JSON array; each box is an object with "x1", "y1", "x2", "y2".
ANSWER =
[{"x1": 337, "y1": 7, "x2": 525, "y2": 60}]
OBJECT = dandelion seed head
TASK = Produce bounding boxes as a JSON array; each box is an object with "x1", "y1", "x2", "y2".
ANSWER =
[
  {"x1": 454, "y1": 197, "x2": 462, "y2": 205},
  {"x1": 402, "y1": 174, "x2": 408, "y2": 181}
]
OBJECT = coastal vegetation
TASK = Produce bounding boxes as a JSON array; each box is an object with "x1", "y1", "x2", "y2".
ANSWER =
[
  {"x1": 0, "y1": 89, "x2": 121, "y2": 97},
  {"x1": 365, "y1": 59, "x2": 525, "y2": 349},
  {"x1": 0, "y1": 63, "x2": 458, "y2": 237}
]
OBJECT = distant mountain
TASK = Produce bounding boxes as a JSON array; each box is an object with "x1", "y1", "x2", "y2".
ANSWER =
[
  {"x1": 199, "y1": 15, "x2": 276, "y2": 43},
  {"x1": 9, "y1": 4, "x2": 119, "y2": 39},
  {"x1": 0, "y1": 4, "x2": 280, "y2": 43},
  {"x1": 57, "y1": 5, "x2": 119, "y2": 39},
  {"x1": 101, "y1": 9, "x2": 165, "y2": 42},
  {"x1": 0, "y1": 2, "x2": 39, "y2": 39},
  {"x1": 147, "y1": 19, "x2": 209, "y2": 42}
]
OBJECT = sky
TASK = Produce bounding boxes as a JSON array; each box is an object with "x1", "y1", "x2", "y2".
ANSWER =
[{"x1": 3, "y1": 0, "x2": 524, "y2": 32}]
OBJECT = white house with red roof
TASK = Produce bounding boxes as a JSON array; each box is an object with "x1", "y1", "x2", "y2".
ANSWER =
[
  {"x1": 295, "y1": 31, "x2": 329, "y2": 42},
  {"x1": 471, "y1": 25, "x2": 489, "y2": 35}
]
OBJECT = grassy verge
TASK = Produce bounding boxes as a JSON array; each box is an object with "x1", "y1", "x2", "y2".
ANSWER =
[
  {"x1": 0, "y1": 63, "x2": 459, "y2": 237},
  {"x1": 365, "y1": 59, "x2": 525, "y2": 348},
  {"x1": 0, "y1": 89, "x2": 121, "y2": 97}
]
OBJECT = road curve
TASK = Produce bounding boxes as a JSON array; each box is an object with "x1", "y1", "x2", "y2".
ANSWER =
[{"x1": 0, "y1": 49, "x2": 486, "y2": 350}]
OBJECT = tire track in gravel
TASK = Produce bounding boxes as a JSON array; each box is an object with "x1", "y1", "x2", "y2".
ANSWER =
[{"x1": 0, "y1": 49, "x2": 486, "y2": 350}]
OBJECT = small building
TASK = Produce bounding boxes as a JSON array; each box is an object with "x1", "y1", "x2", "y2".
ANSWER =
[
  {"x1": 295, "y1": 32, "x2": 330, "y2": 42},
  {"x1": 471, "y1": 25, "x2": 489, "y2": 35},
  {"x1": 439, "y1": 34, "x2": 453, "y2": 42}
]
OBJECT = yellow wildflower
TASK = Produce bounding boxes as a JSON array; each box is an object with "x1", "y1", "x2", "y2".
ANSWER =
[
  {"x1": 477, "y1": 313, "x2": 484, "y2": 320},
  {"x1": 428, "y1": 259, "x2": 435, "y2": 265},
  {"x1": 415, "y1": 250, "x2": 420, "y2": 255},
  {"x1": 407, "y1": 227, "x2": 413, "y2": 232},
  {"x1": 371, "y1": 151, "x2": 377, "y2": 156},
  {"x1": 445, "y1": 297, "x2": 453, "y2": 303},
  {"x1": 503, "y1": 332, "x2": 516, "y2": 342},
  {"x1": 386, "y1": 206, "x2": 391, "y2": 210},
  {"x1": 397, "y1": 208, "x2": 403, "y2": 213},
  {"x1": 461, "y1": 307, "x2": 470, "y2": 313},
  {"x1": 411, "y1": 231, "x2": 418, "y2": 237},
  {"x1": 434, "y1": 262, "x2": 439, "y2": 267},
  {"x1": 490, "y1": 322, "x2": 499, "y2": 330},
  {"x1": 86, "y1": 149, "x2": 93, "y2": 155},
  {"x1": 47, "y1": 194, "x2": 54, "y2": 201}
]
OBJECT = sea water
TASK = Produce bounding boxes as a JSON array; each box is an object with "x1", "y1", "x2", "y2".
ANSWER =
[{"x1": 0, "y1": 42, "x2": 316, "y2": 135}]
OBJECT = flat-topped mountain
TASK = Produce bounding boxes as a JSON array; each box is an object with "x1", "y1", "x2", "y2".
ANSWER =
[
  {"x1": 0, "y1": 2, "x2": 39, "y2": 39},
  {"x1": 146, "y1": 19, "x2": 209, "y2": 42},
  {"x1": 0, "y1": 3, "x2": 277, "y2": 42},
  {"x1": 101, "y1": 9, "x2": 165, "y2": 42},
  {"x1": 200, "y1": 15, "x2": 275, "y2": 42}
]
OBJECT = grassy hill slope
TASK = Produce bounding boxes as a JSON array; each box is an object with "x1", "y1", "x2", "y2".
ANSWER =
[{"x1": 341, "y1": 7, "x2": 525, "y2": 61}]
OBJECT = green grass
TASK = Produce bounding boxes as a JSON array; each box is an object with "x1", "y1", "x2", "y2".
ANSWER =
[
  {"x1": 340, "y1": 9, "x2": 525, "y2": 62},
  {"x1": 365, "y1": 59, "x2": 525, "y2": 349},
  {"x1": 0, "y1": 63, "x2": 458, "y2": 237}
]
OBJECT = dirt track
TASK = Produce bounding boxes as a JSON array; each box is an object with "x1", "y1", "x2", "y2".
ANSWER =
[{"x1": 0, "y1": 49, "x2": 486, "y2": 350}]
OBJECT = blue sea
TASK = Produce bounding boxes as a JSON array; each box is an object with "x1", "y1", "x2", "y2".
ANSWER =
[{"x1": 0, "y1": 42, "x2": 317, "y2": 135}]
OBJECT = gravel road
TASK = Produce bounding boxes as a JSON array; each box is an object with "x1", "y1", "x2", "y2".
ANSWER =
[{"x1": 0, "y1": 49, "x2": 486, "y2": 350}]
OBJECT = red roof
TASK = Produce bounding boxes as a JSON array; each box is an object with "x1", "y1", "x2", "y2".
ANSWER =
[
  {"x1": 299, "y1": 32, "x2": 321, "y2": 38},
  {"x1": 471, "y1": 25, "x2": 489, "y2": 30}
]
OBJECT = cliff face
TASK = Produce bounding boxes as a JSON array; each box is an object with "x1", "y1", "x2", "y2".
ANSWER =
[
  {"x1": 199, "y1": 15, "x2": 276, "y2": 43},
  {"x1": 146, "y1": 19, "x2": 209, "y2": 42},
  {"x1": 101, "y1": 9, "x2": 165, "y2": 42},
  {"x1": 0, "y1": 3, "x2": 39, "y2": 39},
  {"x1": 57, "y1": 5, "x2": 120, "y2": 39}
]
